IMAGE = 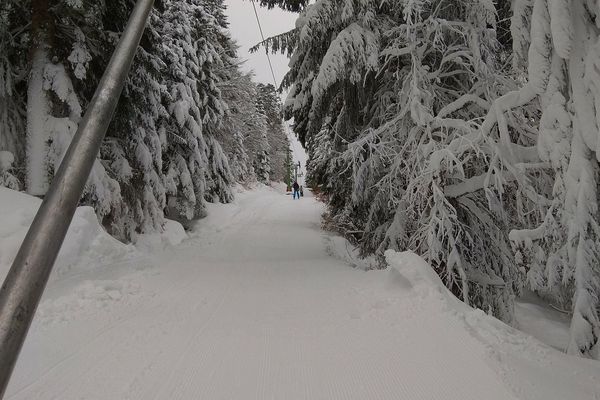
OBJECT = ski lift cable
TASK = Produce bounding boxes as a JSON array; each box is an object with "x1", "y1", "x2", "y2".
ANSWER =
[
  {"x1": 250, "y1": 0, "x2": 302, "y2": 174},
  {"x1": 250, "y1": 0, "x2": 278, "y2": 89}
]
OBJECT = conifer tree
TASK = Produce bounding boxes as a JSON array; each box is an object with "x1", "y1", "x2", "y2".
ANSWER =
[
  {"x1": 257, "y1": 83, "x2": 290, "y2": 182},
  {"x1": 0, "y1": 0, "x2": 239, "y2": 239},
  {"x1": 265, "y1": 0, "x2": 537, "y2": 325},
  {"x1": 505, "y1": 0, "x2": 600, "y2": 358}
]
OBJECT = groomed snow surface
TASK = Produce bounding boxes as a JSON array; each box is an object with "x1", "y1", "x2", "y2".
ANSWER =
[{"x1": 1, "y1": 185, "x2": 599, "y2": 400}]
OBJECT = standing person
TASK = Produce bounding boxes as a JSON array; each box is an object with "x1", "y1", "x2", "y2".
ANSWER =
[
  {"x1": 292, "y1": 181, "x2": 300, "y2": 200},
  {"x1": 300, "y1": 185, "x2": 304, "y2": 197}
]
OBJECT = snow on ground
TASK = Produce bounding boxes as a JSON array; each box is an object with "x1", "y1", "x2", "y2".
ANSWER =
[
  {"x1": 324, "y1": 232, "x2": 575, "y2": 355},
  {"x1": 1, "y1": 186, "x2": 599, "y2": 399},
  {"x1": 515, "y1": 291, "x2": 572, "y2": 353},
  {"x1": 0, "y1": 187, "x2": 136, "y2": 282}
]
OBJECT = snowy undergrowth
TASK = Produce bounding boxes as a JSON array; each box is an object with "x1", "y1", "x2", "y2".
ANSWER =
[
  {"x1": 381, "y1": 250, "x2": 600, "y2": 399},
  {"x1": 324, "y1": 234, "x2": 377, "y2": 271}
]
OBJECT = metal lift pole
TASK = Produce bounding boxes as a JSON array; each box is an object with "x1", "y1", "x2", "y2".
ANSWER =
[
  {"x1": 0, "y1": 0, "x2": 154, "y2": 396},
  {"x1": 294, "y1": 161, "x2": 300, "y2": 182}
]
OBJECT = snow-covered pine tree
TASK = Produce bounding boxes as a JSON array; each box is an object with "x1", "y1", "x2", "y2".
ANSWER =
[
  {"x1": 25, "y1": 1, "x2": 90, "y2": 192},
  {"x1": 506, "y1": 0, "x2": 600, "y2": 358},
  {"x1": 99, "y1": 0, "x2": 168, "y2": 239},
  {"x1": 283, "y1": 146, "x2": 293, "y2": 189},
  {"x1": 1, "y1": 0, "x2": 240, "y2": 239},
  {"x1": 217, "y1": 67, "x2": 254, "y2": 183},
  {"x1": 256, "y1": 83, "x2": 290, "y2": 182},
  {"x1": 197, "y1": 0, "x2": 235, "y2": 203},
  {"x1": 0, "y1": 0, "x2": 27, "y2": 189},
  {"x1": 13, "y1": 0, "x2": 124, "y2": 224},
  {"x1": 254, "y1": 128, "x2": 271, "y2": 184},
  {"x1": 238, "y1": 0, "x2": 600, "y2": 360},
  {"x1": 161, "y1": 0, "x2": 234, "y2": 223},
  {"x1": 218, "y1": 68, "x2": 279, "y2": 185},
  {"x1": 229, "y1": 129, "x2": 251, "y2": 182},
  {"x1": 9, "y1": 0, "x2": 169, "y2": 240},
  {"x1": 243, "y1": 83, "x2": 270, "y2": 183},
  {"x1": 268, "y1": 0, "x2": 542, "y2": 324},
  {"x1": 0, "y1": 0, "x2": 143, "y2": 228}
]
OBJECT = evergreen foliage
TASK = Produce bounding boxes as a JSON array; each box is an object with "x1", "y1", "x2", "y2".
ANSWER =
[
  {"x1": 261, "y1": 0, "x2": 599, "y2": 358},
  {"x1": 257, "y1": 83, "x2": 289, "y2": 182},
  {"x1": 0, "y1": 0, "x2": 288, "y2": 242}
]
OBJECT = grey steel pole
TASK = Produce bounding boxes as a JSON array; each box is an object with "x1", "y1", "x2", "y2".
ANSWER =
[
  {"x1": 0, "y1": 0, "x2": 154, "y2": 396},
  {"x1": 294, "y1": 161, "x2": 300, "y2": 182}
]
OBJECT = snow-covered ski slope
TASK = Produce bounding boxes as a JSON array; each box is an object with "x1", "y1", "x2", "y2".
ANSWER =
[{"x1": 2, "y1": 186, "x2": 599, "y2": 400}]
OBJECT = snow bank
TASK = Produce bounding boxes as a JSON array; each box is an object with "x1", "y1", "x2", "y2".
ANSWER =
[
  {"x1": 135, "y1": 219, "x2": 187, "y2": 251},
  {"x1": 385, "y1": 250, "x2": 455, "y2": 297},
  {"x1": 384, "y1": 250, "x2": 600, "y2": 400},
  {"x1": 324, "y1": 234, "x2": 377, "y2": 270},
  {"x1": 0, "y1": 187, "x2": 135, "y2": 282}
]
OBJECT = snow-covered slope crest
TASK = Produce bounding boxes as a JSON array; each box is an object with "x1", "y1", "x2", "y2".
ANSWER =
[
  {"x1": 384, "y1": 250, "x2": 600, "y2": 400},
  {"x1": 0, "y1": 187, "x2": 136, "y2": 282}
]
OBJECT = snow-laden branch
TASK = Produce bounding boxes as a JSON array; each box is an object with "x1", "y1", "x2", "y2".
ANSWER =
[
  {"x1": 444, "y1": 173, "x2": 517, "y2": 198},
  {"x1": 436, "y1": 94, "x2": 490, "y2": 118},
  {"x1": 443, "y1": 84, "x2": 538, "y2": 158}
]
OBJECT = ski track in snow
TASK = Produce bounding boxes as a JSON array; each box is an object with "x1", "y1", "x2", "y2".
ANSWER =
[{"x1": 4, "y1": 187, "x2": 600, "y2": 400}]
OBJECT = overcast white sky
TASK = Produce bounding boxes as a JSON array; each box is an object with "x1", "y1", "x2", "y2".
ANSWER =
[
  {"x1": 224, "y1": 0, "x2": 307, "y2": 182},
  {"x1": 224, "y1": 0, "x2": 297, "y2": 86}
]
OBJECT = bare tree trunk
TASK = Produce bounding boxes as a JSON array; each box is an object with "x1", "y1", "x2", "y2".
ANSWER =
[{"x1": 26, "y1": 0, "x2": 53, "y2": 195}]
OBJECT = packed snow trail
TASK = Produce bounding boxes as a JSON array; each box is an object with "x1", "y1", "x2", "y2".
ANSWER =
[{"x1": 3, "y1": 186, "x2": 599, "y2": 399}]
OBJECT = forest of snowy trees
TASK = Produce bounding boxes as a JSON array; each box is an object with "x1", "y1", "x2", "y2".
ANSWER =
[
  {"x1": 1, "y1": 0, "x2": 599, "y2": 361},
  {"x1": 255, "y1": 0, "x2": 600, "y2": 359},
  {"x1": 0, "y1": 0, "x2": 291, "y2": 236}
]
